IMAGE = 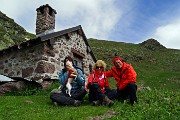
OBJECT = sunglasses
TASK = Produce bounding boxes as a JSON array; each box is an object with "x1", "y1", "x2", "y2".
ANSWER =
[{"x1": 96, "y1": 66, "x2": 103, "y2": 69}]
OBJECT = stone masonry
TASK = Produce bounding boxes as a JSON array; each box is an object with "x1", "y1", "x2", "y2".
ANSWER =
[{"x1": 36, "y1": 4, "x2": 57, "y2": 35}]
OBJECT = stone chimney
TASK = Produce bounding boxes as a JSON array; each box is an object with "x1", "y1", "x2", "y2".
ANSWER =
[{"x1": 36, "y1": 4, "x2": 57, "y2": 36}]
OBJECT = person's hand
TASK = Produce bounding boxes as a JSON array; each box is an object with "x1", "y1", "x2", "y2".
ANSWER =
[
  {"x1": 66, "y1": 65, "x2": 72, "y2": 71},
  {"x1": 71, "y1": 68, "x2": 78, "y2": 75},
  {"x1": 66, "y1": 67, "x2": 78, "y2": 76}
]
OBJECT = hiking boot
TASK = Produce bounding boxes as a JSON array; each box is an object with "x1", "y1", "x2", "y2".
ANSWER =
[
  {"x1": 74, "y1": 100, "x2": 81, "y2": 107},
  {"x1": 130, "y1": 97, "x2": 138, "y2": 105},
  {"x1": 108, "y1": 101, "x2": 114, "y2": 107},
  {"x1": 53, "y1": 102, "x2": 58, "y2": 106},
  {"x1": 130, "y1": 99, "x2": 138, "y2": 105},
  {"x1": 92, "y1": 100, "x2": 100, "y2": 106},
  {"x1": 103, "y1": 96, "x2": 114, "y2": 107}
]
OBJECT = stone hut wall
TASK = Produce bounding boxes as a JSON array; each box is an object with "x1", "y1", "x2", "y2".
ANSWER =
[{"x1": 0, "y1": 44, "x2": 43, "y2": 80}]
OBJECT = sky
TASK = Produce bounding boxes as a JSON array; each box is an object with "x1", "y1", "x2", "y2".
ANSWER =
[{"x1": 0, "y1": 0, "x2": 180, "y2": 49}]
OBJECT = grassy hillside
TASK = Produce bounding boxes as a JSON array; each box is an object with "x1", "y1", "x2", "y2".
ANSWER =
[
  {"x1": 88, "y1": 38, "x2": 180, "y2": 91},
  {"x1": 0, "y1": 11, "x2": 35, "y2": 50}
]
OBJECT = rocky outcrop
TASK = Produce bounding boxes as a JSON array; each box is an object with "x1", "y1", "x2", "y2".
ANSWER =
[
  {"x1": 140, "y1": 38, "x2": 166, "y2": 50},
  {"x1": 0, "y1": 77, "x2": 41, "y2": 95}
]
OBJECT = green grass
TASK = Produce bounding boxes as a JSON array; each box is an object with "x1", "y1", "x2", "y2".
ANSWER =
[{"x1": 0, "y1": 88, "x2": 179, "y2": 120}]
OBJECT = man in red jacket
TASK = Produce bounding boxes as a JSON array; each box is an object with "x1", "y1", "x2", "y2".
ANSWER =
[{"x1": 106, "y1": 57, "x2": 137, "y2": 105}]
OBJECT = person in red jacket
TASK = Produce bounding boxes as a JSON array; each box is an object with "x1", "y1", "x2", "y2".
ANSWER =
[
  {"x1": 86, "y1": 60, "x2": 114, "y2": 107},
  {"x1": 106, "y1": 57, "x2": 137, "y2": 105}
]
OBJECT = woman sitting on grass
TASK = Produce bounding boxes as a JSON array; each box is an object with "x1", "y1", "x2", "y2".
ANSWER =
[
  {"x1": 86, "y1": 60, "x2": 115, "y2": 107},
  {"x1": 50, "y1": 56, "x2": 86, "y2": 106}
]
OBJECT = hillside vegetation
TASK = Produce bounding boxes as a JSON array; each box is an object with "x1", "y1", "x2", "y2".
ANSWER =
[
  {"x1": 0, "y1": 11, "x2": 35, "y2": 50},
  {"x1": 88, "y1": 38, "x2": 180, "y2": 91}
]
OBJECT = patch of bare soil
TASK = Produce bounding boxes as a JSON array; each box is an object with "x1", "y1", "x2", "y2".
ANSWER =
[{"x1": 89, "y1": 110, "x2": 119, "y2": 120}]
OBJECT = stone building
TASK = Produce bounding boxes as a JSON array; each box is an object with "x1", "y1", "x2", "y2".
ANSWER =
[{"x1": 0, "y1": 4, "x2": 96, "y2": 86}]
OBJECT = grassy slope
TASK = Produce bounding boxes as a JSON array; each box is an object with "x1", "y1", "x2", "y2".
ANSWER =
[
  {"x1": 0, "y1": 11, "x2": 35, "y2": 50},
  {"x1": 0, "y1": 87, "x2": 179, "y2": 120},
  {"x1": 88, "y1": 38, "x2": 180, "y2": 91}
]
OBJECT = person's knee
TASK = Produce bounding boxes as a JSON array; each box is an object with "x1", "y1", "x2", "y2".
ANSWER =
[
  {"x1": 127, "y1": 82, "x2": 137, "y2": 89},
  {"x1": 50, "y1": 93, "x2": 59, "y2": 101},
  {"x1": 88, "y1": 82, "x2": 100, "y2": 89},
  {"x1": 106, "y1": 89, "x2": 117, "y2": 100},
  {"x1": 80, "y1": 89, "x2": 87, "y2": 98},
  {"x1": 82, "y1": 89, "x2": 87, "y2": 95}
]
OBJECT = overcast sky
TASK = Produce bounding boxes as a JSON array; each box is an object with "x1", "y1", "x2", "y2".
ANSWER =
[{"x1": 1, "y1": 0, "x2": 180, "y2": 49}]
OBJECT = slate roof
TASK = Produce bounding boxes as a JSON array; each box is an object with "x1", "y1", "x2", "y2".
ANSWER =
[{"x1": 0, "y1": 25, "x2": 96, "y2": 62}]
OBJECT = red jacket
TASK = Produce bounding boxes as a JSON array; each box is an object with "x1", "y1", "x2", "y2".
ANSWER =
[
  {"x1": 86, "y1": 71, "x2": 109, "y2": 93},
  {"x1": 106, "y1": 62, "x2": 137, "y2": 90}
]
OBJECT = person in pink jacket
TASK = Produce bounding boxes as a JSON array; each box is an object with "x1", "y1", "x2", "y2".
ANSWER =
[{"x1": 86, "y1": 60, "x2": 115, "y2": 107}]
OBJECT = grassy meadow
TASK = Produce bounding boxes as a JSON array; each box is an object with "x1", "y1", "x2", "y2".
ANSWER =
[{"x1": 0, "y1": 38, "x2": 180, "y2": 120}]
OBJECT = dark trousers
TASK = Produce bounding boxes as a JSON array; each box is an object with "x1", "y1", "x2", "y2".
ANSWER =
[
  {"x1": 88, "y1": 84, "x2": 116, "y2": 103},
  {"x1": 50, "y1": 89, "x2": 86, "y2": 106},
  {"x1": 117, "y1": 82, "x2": 137, "y2": 105},
  {"x1": 105, "y1": 89, "x2": 117, "y2": 100},
  {"x1": 88, "y1": 86, "x2": 105, "y2": 103}
]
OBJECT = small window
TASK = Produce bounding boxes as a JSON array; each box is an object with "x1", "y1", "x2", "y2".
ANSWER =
[
  {"x1": 71, "y1": 48, "x2": 85, "y2": 73},
  {"x1": 74, "y1": 60, "x2": 78, "y2": 66},
  {"x1": 73, "y1": 58, "x2": 82, "y2": 68}
]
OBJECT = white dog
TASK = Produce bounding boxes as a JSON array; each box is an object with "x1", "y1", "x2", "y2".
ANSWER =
[{"x1": 66, "y1": 61, "x2": 77, "y2": 96}]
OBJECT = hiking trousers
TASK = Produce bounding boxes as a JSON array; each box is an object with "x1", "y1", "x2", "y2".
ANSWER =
[
  {"x1": 88, "y1": 83, "x2": 116, "y2": 103},
  {"x1": 117, "y1": 82, "x2": 137, "y2": 105},
  {"x1": 50, "y1": 88, "x2": 86, "y2": 106}
]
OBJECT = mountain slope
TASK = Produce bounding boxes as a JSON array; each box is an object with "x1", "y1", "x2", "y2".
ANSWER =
[
  {"x1": 0, "y1": 11, "x2": 35, "y2": 50},
  {"x1": 88, "y1": 38, "x2": 180, "y2": 91}
]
